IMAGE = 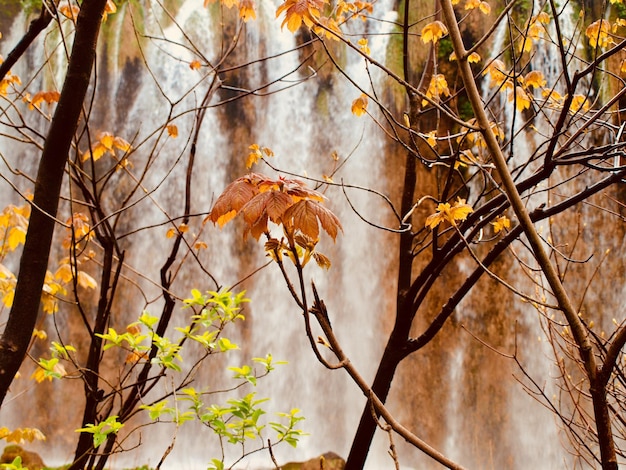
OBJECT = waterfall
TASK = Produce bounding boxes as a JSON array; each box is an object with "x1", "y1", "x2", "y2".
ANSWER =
[{"x1": 1, "y1": 1, "x2": 623, "y2": 469}]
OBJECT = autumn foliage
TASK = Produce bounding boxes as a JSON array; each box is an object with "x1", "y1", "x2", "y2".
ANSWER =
[{"x1": 207, "y1": 172, "x2": 341, "y2": 269}]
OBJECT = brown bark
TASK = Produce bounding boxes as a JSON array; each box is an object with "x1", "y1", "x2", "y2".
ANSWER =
[
  {"x1": 0, "y1": 0, "x2": 108, "y2": 405},
  {"x1": 0, "y1": 2, "x2": 54, "y2": 82}
]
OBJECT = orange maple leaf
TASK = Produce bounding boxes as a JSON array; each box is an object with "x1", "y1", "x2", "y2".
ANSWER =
[
  {"x1": 282, "y1": 199, "x2": 342, "y2": 241},
  {"x1": 276, "y1": 0, "x2": 327, "y2": 32},
  {"x1": 206, "y1": 174, "x2": 262, "y2": 227}
]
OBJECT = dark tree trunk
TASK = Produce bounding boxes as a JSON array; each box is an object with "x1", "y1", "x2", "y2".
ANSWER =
[{"x1": 0, "y1": 0, "x2": 108, "y2": 405}]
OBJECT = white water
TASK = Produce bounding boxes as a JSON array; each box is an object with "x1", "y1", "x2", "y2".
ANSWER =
[{"x1": 0, "y1": 1, "x2": 617, "y2": 469}]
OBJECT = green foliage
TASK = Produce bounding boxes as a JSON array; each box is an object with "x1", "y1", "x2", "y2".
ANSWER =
[
  {"x1": 270, "y1": 408, "x2": 308, "y2": 448},
  {"x1": 0, "y1": 456, "x2": 22, "y2": 470},
  {"x1": 82, "y1": 289, "x2": 303, "y2": 467},
  {"x1": 76, "y1": 416, "x2": 124, "y2": 448}
]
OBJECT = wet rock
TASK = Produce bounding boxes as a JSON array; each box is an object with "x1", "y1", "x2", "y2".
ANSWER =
[
  {"x1": 280, "y1": 451, "x2": 345, "y2": 470},
  {"x1": 0, "y1": 445, "x2": 46, "y2": 470}
]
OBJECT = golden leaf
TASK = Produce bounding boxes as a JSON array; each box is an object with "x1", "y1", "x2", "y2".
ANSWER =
[
  {"x1": 421, "y1": 21, "x2": 448, "y2": 44},
  {"x1": 423, "y1": 74, "x2": 450, "y2": 106},
  {"x1": 351, "y1": 94, "x2": 368, "y2": 116},
  {"x1": 194, "y1": 241, "x2": 208, "y2": 250},
  {"x1": 276, "y1": 0, "x2": 326, "y2": 32},
  {"x1": 54, "y1": 263, "x2": 74, "y2": 284},
  {"x1": 32, "y1": 329, "x2": 47, "y2": 340},
  {"x1": 524, "y1": 70, "x2": 546, "y2": 88},
  {"x1": 508, "y1": 87, "x2": 531, "y2": 112},
  {"x1": 570, "y1": 94, "x2": 589, "y2": 113},
  {"x1": 483, "y1": 59, "x2": 507, "y2": 88},
  {"x1": 27, "y1": 91, "x2": 60, "y2": 110},
  {"x1": 465, "y1": 0, "x2": 490, "y2": 14},
  {"x1": 425, "y1": 131, "x2": 437, "y2": 147},
  {"x1": 478, "y1": 1, "x2": 490, "y2": 14},
  {"x1": 239, "y1": 0, "x2": 256, "y2": 21},
  {"x1": 103, "y1": 0, "x2": 117, "y2": 21},
  {"x1": 189, "y1": 60, "x2": 202, "y2": 70},
  {"x1": 586, "y1": 19, "x2": 613, "y2": 48},
  {"x1": 425, "y1": 198, "x2": 474, "y2": 229},
  {"x1": 77, "y1": 271, "x2": 98, "y2": 290},
  {"x1": 167, "y1": 124, "x2": 178, "y2": 137},
  {"x1": 166, "y1": 227, "x2": 177, "y2": 238},
  {"x1": 536, "y1": 12, "x2": 550, "y2": 24},
  {"x1": 7, "y1": 227, "x2": 25, "y2": 251},
  {"x1": 0, "y1": 427, "x2": 46, "y2": 444},
  {"x1": 358, "y1": 38, "x2": 370, "y2": 55},
  {"x1": 314, "y1": 17, "x2": 342, "y2": 40},
  {"x1": 312, "y1": 252, "x2": 331, "y2": 270},
  {"x1": 468, "y1": 52, "x2": 481, "y2": 63},
  {"x1": 59, "y1": 2, "x2": 80, "y2": 20},
  {"x1": 491, "y1": 215, "x2": 511, "y2": 233},
  {"x1": 113, "y1": 136, "x2": 131, "y2": 152}
]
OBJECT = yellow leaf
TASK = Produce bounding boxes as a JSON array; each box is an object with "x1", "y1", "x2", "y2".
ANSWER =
[
  {"x1": 312, "y1": 252, "x2": 331, "y2": 270},
  {"x1": 32, "y1": 329, "x2": 47, "y2": 340},
  {"x1": 7, "y1": 227, "x2": 25, "y2": 250},
  {"x1": 189, "y1": 60, "x2": 201, "y2": 70},
  {"x1": 0, "y1": 427, "x2": 46, "y2": 443},
  {"x1": 351, "y1": 94, "x2": 368, "y2": 116},
  {"x1": 524, "y1": 70, "x2": 546, "y2": 88},
  {"x1": 77, "y1": 271, "x2": 98, "y2": 290},
  {"x1": 491, "y1": 215, "x2": 511, "y2": 233},
  {"x1": 570, "y1": 94, "x2": 589, "y2": 113},
  {"x1": 542, "y1": 88, "x2": 563, "y2": 106},
  {"x1": 613, "y1": 18, "x2": 626, "y2": 33},
  {"x1": 425, "y1": 198, "x2": 474, "y2": 229},
  {"x1": 508, "y1": 87, "x2": 531, "y2": 112},
  {"x1": 194, "y1": 241, "x2": 208, "y2": 250},
  {"x1": 536, "y1": 12, "x2": 550, "y2": 24},
  {"x1": 246, "y1": 145, "x2": 263, "y2": 168},
  {"x1": 99, "y1": 132, "x2": 115, "y2": 150},
  {"x1": 465, "y1": 0, "x2": 490, "y2": 14},
  {"x1": 167, "y1": 124, "x2": 178, "y2": 138},
  {"x1": 449, "y1": 198, "x2": 473, "y2": 223},
  {"x1": 421, "y1": 21, "x2": 448, "y2": 44},
  {"x1": 27, "y1": 91, "x2": 60, "y2": 110},
  {"x1": 113, "y1": 136, "x2": 131, "y2": 152},
  {"x1": 54, "y1": 263, "x2": 74, "y2": 283},
  {"x1": 166, "y1": 227, "x2": 177, "y2": 238},
  {"x1": 483, "y1": 59, "x2": 507, "y2": 88},
  {"x1": 358, "y1": 38, "x2": 370, "y2": 55},
  {"x1": 59, "y1": 2, "x2": 80, "y2": 20},
  {"x1": 468, "y1": 52, "x2": 481, "y2": 63},
  {"x1": 425, "y1": 203, "x2": 449, "y2": 229},
  {"x1": 2, "y1": 290, "x2": 14, "y2": 308},
  {"x1": 586, "y1": 19, "x2": 613, "y2": 48},
  {"x1": 276, "y1": 0, "x2": 326, "y2": 33},
  {"x1": 425, "y1": 130, "x2": 437, "y2": 147},
  {"x1": 423, "y1": 74, "x2": 450, "y2": 106},
  {"x1": 103, "y1": 0, "x2": 117, "y2": 21},
  {"x1": 519, "y1": 37, "x2": 533, "y2": 54},
  {"x1": 239, "y1": 0, "x2": 256, "y2": 21}
]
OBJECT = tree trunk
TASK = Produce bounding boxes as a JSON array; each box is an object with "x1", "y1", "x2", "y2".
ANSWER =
[{"x1": 0, "y1": 0, "x2": 108, "y2": 405}]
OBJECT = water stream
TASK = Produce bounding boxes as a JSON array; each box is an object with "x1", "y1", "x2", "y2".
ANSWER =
[{"x1": 0, "y1": 1, "x2": 622, "y2": 469}]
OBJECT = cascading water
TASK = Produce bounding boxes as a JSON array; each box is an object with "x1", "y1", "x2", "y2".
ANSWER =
[{"x1": 1, "y1": 1, "x2": 623, "y2": 469}]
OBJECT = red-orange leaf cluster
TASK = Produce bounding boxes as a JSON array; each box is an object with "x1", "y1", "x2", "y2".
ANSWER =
[{"x1": 206, "y1": 173, "x2": 342, "y2": 242}]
